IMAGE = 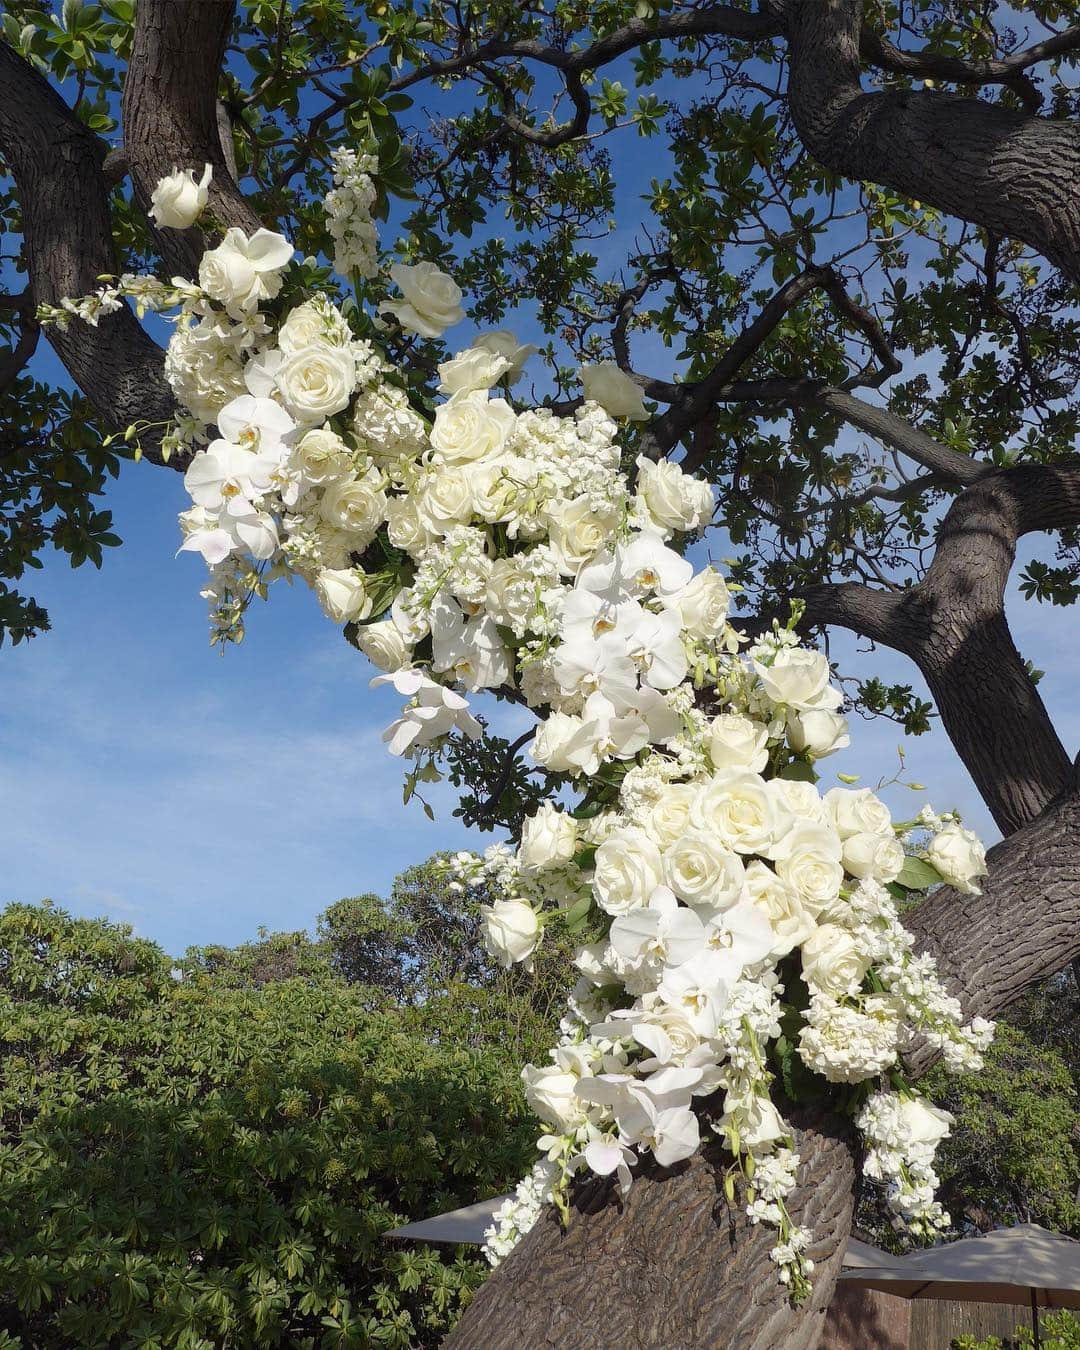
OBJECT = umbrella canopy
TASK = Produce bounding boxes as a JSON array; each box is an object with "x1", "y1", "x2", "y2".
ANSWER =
[
  {"x1": 843, "y1": 1237, "x2": 910, "y2": 1271},
  {"x1": 839, "y1": 1225, "x2": 1080, "y2": 1309},
  {"x1": 384, "y1": 1197, "x2": 506, "y2": 1244}
]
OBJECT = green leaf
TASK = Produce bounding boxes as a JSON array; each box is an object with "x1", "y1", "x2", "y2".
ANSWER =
[{"x1": 895, "y1": 855, "x2": 944, "y2": 891}]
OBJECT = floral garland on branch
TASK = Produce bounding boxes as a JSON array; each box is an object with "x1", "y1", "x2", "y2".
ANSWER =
[{"x1": 44, "y1": 164, "x2": 993, "y2": 1300}]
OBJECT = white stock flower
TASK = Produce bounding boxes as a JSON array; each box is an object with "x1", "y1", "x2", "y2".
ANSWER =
[
  {"x1": 314, "y1": 567, "x2": 372, "y2": 623},
  {"x1": 380, "y1": 261, "x2": 464, "y2": 337},
  {"x1": 580, "y1": 361, "x2": 648, "y2": 420},
  {"x1": 473, "y1": 329, "x2": 537, "y2": 382},
  {"x1": 926, "y1": 822, "x2": 988, "y2": 894},
  {"x1": 593, "y1": 826, "x2": 664, "y2": 915},
  {"x1": 149, "y1": 164, "x2": 212, "y2": 230},
  {"x1": 708, "y1": 714, "x2": 769, "y2": 773},
  {"x1": 482, "y1": 898, "x2": 541, "y2": 968},
  {"x1": 198, "y1": 227, "x2": 294, "y2": 313},
  {"x1": 275, "y1": 343, "x2": 356, "y2": 423},
  {"x1": 438, "y1": 346, "x2": 511, "y2": 394},
  {"x1": 635, "y1": 455, "x2": 713, "y2": 534},
  {"x1": 800, "y1": 924, "x2": 871, "y2": 996},
  {"x1": 430, "y1": 391, "x2": 516, "y2": 463},
  {"x1": 519, "y1": 803, "x2": 578, "y2": 871}
]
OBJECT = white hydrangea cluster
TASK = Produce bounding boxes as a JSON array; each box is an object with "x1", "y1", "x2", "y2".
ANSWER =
[
  {"x1": 324, "y1": 147, "x2": 379, "y2": 280},
  {"x1": 47, "y1": 167, "x2": 996, "y2": 1304}
]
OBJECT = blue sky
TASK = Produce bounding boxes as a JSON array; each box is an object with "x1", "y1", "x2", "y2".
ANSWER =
[{"x1": 3, "y1": 34, "x2": 1078, "y2": 956}]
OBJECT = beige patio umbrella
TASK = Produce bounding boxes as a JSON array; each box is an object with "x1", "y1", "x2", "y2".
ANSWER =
[{"x1": 839, "y1": 1224, "x2": 1080, "y2": 1349}]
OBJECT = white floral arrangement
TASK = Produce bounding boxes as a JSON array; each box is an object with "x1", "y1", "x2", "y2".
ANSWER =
[{"x1": 45, "y1": 160, "x2": 994, "y2": 1301}]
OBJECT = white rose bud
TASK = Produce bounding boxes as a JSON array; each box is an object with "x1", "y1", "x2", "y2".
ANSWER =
[
  {"x1": 380, "y1": 261, "x2": 465, "y2": 338},
  {"x1": 521, "y1": 1064, "x2": 583, "y2": 1131},
  {"x1": 278, "y1": 298, "x2": 352, "y2": 353},
  {"x1": 667, "y1": 567, "x2": 730, "y2": 639},
  {"x1": 842, "y1": 831, "x2": 905, "y2": 883},
  {"x1": 635, "y1": 455, "x2": 714, "y2": 533},
  {"x1": 314, "y1": 568, "x2": 372, "y2": 623},
  {"x1": 275, "y1": 343, "x2": 356, "y2": 423},
  {"x1": 437, "y1": 346, "x2": 511, "y2": 395},
  {"x1": 545, "y1": 498, "x2": 620, "y2": 575},
  {"x1": 786, "y1": 707, "x2": 851, "y2": 759},
  {"x1": 897, "y1": 1096, "x2": 954, "y2": 1147},
  {"x1": 355, "y1": 618, "x2": 411, "y2": 672},
  {"x1": 481, "y1": 898, "x2": 541, "y2": 968},
  {"x1": 927, "y1": 822, "x2": 988, "y2": 894},
  {"x1": 580, "y1": 360, "x2": 648, "y2": 420},
  {"x1": 473, "y1": 329, "x2": 538, "y2": 382},
  {"x1": 150, "y1": 164, "x2": 212, "y2": 230},
  {"x1": 800, "y1": 923, "x2": 871, "y2": 996},
  {"x1": 708, "y1": 713, "x2": 769, "y2": 773},
  {"x1": 720, "y1": 1095, "x2": 789, "y2": 1151},
  {"x1": 644, "y1": 783, "x2": 698, "y2": 849},
  {"x1": 519, "y1": 803, "x2": 578, "y2": 871}
]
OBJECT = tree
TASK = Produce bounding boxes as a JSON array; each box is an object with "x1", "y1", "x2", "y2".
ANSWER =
[{"x1": 2, "y1": 1, "x2": 1080, "y2": 1344}]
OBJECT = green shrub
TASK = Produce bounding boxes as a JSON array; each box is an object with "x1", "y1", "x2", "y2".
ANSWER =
[
  {"x1": 952, "y1": 1309, "x2": 1080, "y2": 1349},
  {"x1": 0, "y1": 902, "x2": 536, "y2": 1347}
]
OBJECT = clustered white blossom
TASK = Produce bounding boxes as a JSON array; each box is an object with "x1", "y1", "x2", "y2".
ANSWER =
[
  {"x1": 324, "y1": 148, "x2": 379, "y2": 280},
  {"x1": 46, "y1": 164, "x2": 996, "y2": 1303}
]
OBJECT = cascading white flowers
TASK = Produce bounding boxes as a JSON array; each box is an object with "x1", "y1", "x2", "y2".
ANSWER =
[{"x1": 45, "y1": 160, "x2": 995, "y2": 1303}]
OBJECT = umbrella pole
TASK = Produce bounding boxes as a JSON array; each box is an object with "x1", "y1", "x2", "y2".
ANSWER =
[{"x1": 1030, "y1": 1288, "x2": 1041, "y2": 1350}]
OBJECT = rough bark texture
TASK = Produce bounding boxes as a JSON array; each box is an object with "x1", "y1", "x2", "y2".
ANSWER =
[
  {"x1": 448, "y1": 1116, "x2": 857, "y2": 1350},
  {"x1": 780, "y1": 0, "x2": 1080, "y2": 282}
]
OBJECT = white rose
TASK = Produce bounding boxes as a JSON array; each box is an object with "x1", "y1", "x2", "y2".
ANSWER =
[
  {"x1": 721, "y1": 1094, "x2": 789, "y2": 1151},
  {"x1": 149, "y1": 163, "x2": 211, "y2": 230},
  {"x1": 744, "y1": 860, "x2": 816, "y2": 957},
  {"x1": 380, "y1": 261, "x2": 464, "y2": 338},
  {"x1": 644, "y1": 783, "x2": 698, "y2": 849},
  {"x1": 355, "y1": 618, "x2": 411, "y2": 672},
  {"x1": 319, "y1": 473, "x2": 386, "y2": 543},
  {"x1": 800, "y1": 924, "x2": 871, "y2": 996},
  {"x1": 437, "y1": 346, "x2": 511, "y2": 394},
  {"x1": 385, "y1": 493, "x2": 438, "y2": 554},
  {"x1": 824, "y1": 787, "x2": 893, "y2": 840},
  {"x1": 580, "y1": 361, "x2": 648, "y2": 420},
  {"x1": 927, "y1": 822, "x2": 988, "y2": 894},
  {"x1": 519, "y1": 803, "x2": 578, "y2": 871},
  {"x1": 667, "y1": 567, "x2": 730, "y2": 639},
  {"x1": 663, "y1": 828, "x2": 745, "y2": 908},
  {"x1": 635, "y1": 455, "x2": 713, "y2": 533},
  {"x1": 417, "y1": 467, "x2": 474, "y2": 533},
  {"x1": 708, "y1": 714, "x2": 769, "y2": 773},
  {"x1": 293, "y1": 427, "x2": 352, "y2": 485},
  {"x1": 530, "y1": 712, "x2": 605, "y2": 777},
  {"x1": 545, "y1": 498, "x2": 619, "y2": 575},
  {"x1": 842, "y1": 831, "x2": 905, "y2": 883},
  {"x1": 770, "y1": 778, "x2": 829, "y2": 825},
  {"x1": 786, "y1": 707, "x2": 850, "y2": 758},
  {"x1": 593, "y1": 827, "x2": 664, "y2": 915},
  {"x1": 481, "y1": 898, "x2": 541, "y2": 968},
  {"x1": 430, "y1": 390, "x2": 516, "y2": 463},
  {"x1": 754, "y1": 647, "x2": 840, "y2": 712},
  {"x1": 473, "y1": 330, "x2": 538, "y2": 382},
  {"x1": 522, "y1": 1064, "x2": 582, "y2": 1130},
  {"x1": 198, "y1": 227, "x2": 294, "y2": 313},
  {"x1": 314, "y1": 567, "x2": 372, "y2": 623},
  {"x1": 275, "y1": 343, "x2": 356, "y2": 423},
  {"x1": 773, "y1": 824, "x2": 845, "y2": 915},
  {"x1": 897, "y1": 1096, "x2": 954, "y2": 1148},
  {"x1": 690, "y1": 770, "x2": 787, "y2": 857},
  {"x1": 469, "y1": 458, "x2": 520, "y2": 524},
  {"x1": 278, "y1": 299, "x2": 351, "y2": 353}
]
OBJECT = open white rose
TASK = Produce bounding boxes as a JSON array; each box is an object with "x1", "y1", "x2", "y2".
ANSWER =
[
  {"x1": 801, "y1": 923, "x2": 871, "y2": 996},
  {"x1": 473, "y1": 329, "x2": 538, "y2": 382},
  {"x1": 927, "y1": 822, "x2": 987, "y2": 894},
  {"x1": 690, "y1": 770, "x2": 787, "y2": 857},
  {"x1": 786, "y1": 707, "x2": 850, "y2": 759},
  {"x1": 385, "y1": 493, "x2": 438, "y2": 554},
  {"x1": 149, "y1": 163, "x2": 212, "y2": 230},
  {"x1": 278, "y1": 298, "x2": 352, "y2": 352},
  {"x1": 824, "y1": 787, "x2": 893, "y2": 839},
  {"x1": 754, "y1": 646, "x2": 840, "y2": 712},
  {"x1": 318, "y1": 473, "x2": 386, "y2": 544},
  {"x1": 667, "y1": 567, "x2": 730, "y2": 638},
  {"x1": 380, "y1": 261, "x2": 464, "y2": 337},
  {"x1": 773, "y1": 823, "x2": 844, "y2": 915},
  {"x1": 481, "y1": 898, "x2": 541, "y2": 968},
  {"x1": 644, "y1": 782, "x2": 698, "y2": 849},
  {"x1": 842, "y1": 831, "x2": 905, "y2": 883},
  {"x1": 198, "y1": 227, "x2": 294, "y2": 313},
  {"x1": 292, "y1": 427, "x2": 352, "y2": 486},
  {"x1": 354, "y1": 618, "x2": 412, "y2": 672},
  {"x1": 744, "y1": 860, "x2": 816, "y2": 957},
  {"x1": 593, "y1": 826, "x2": 664, "y2": 915},
  {"x1": 520, "y1": 803, "x2": 578, "y2": 871},
  {"x1": 545, "y1": 498, "x2": 621, "y2": 576},
  {"x1": 708, "y1": 713, "x2": 769, "y2": 773},
  {"x1": 663, "y1": 828, "x2": 745, "y2": 908},
  {"x1": 417, "y1": 467, "x2": 474, "y2": 534},
  {"x1": 314, "y1": 567, "x2": 372, "y2": 623},
  {"x1": 580, "y1": 361, "x2": 648, "y2": 420},
  {"x1": 897, "y1": 1096, "x2": 954, "y2": 1148},
  {"x1": 275, "y1": 343, "x2": 356, "y2": 423},
  {"x1": 635, "y1": 455, "x2": 714, "y2": 534},
  {"x1": 430, "y1": 390, "x2": 516, "y2": 463},
  {"x1": 437, "y1": 346, "x2": 511, "y2": 394}
]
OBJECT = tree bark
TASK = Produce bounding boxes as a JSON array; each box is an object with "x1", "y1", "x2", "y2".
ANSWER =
[
  {"x1": 448, "y1": 777, "x2": 1080, "y2": 1348},
  {"x1": 779, "y1": 0, "x2": 1080, "y2": 282}
]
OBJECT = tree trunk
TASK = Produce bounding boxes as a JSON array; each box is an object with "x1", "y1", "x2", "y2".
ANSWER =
[
  {"x1": 448, "y1": 1113, "x2": 857, "y2": 1350},
  {"x1": 447, "y1": 779, "x2": 1080, "y2": 1349}
]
